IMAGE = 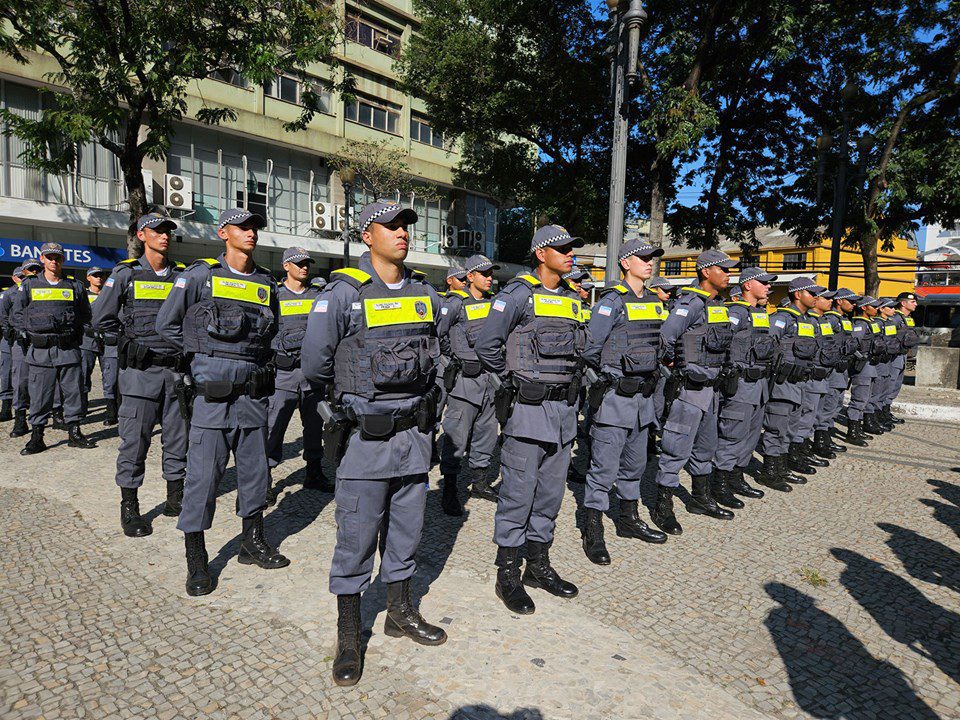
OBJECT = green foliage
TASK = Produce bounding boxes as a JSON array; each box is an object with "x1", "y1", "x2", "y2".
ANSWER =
[{"x1": 329, "y1": 139, "x2": 440, "y2": 202}]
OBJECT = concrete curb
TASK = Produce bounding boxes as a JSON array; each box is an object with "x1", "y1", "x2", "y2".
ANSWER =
[{"x1": 891, "y1": 400, "x2": 960, "y2": 422}]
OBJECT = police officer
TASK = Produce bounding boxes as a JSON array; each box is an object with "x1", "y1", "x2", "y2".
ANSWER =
[
  {"x1": 157, "y1": 208, "x2": 288, "y2": 597},
  {"x1": 265, "y1": 247, "x2": 329, "y2": 501},
  {"x1": 436, "y1": 253, "x2": 501, "y2": 516},
  {"x1": 846, "y1": 296, "x2": 883, "y2": 443},
  {"x1": 647, "y1": 275, "x2": 676, "y2": 308},
  {"x1": 12, "y1": 242, "x2": 97, "y2": 454},
  {"x1": 82, "y1": 267, "x2": 120, "y2": 422},
  {"x1": 884, "y1": 291, "x2": 920, "y2": 426},
  {"x1": 801, "y1": 288, "x2": 841, "y2": 465},
  {"x1": 302, "y1": 201, "x2": 447, "y2": 687},
  {"x1": 475, "y1": 224, "x2": 583, "y2": 615},
  {"x1": 713, "y1": 267, "x2": 779, "y2": 505},
  {"x1": 820, "y1": 288, "x2": 860, "y2": 450},
  {"x1": 872, "y1": 298, "x2": 899, "y2": 431},
  {"x1": 580, "y1": 239, "x2": 668, "y2": 565},
  {"x1": 92, "y1": 213, "x2": 188, "y2": 537},
  {"x1": 808, "y1": 289, "x2": 849, "y2": 459},
  {"x1": 728, "y1": 283, "x2": 743, "y2": 303},
  {"x1": 0, "y1": 266, "x2": 25, "y2": 422},
  {"x1": 7, "y1": 259, "x2": 41, "y2": 437},
  {"x1": 651, "y1": 249, "x2": 737, "y2": 535},
  {"x1": 563, "y1": 266, "x2": 594, "y2": 319},
  {"x1": 648, "y1": 275, "x2": 677, "y2": 430},
  {"x1": 445, "y1": 266, "x2": 468, "y2": 295}
]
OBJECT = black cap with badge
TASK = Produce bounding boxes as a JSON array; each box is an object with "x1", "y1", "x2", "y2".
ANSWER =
[
  {"x1": 465, "y1": 254, "x2": 499, "y2": 273},
  {"x1": 136, "y1": 212, "x2": 177, "y2": 233},
  {"x1": 358, "y1": 201, "x2": 418, "y2": 233},
  {"x1": 217, "y1": 208, "x2": 266, "y2": 231},
  {"x1": 696, "y1": 249, "x2": 738, "y2": 270},
  {"x1": 282, "y1": 247, "x2": 314, "y2": 265},
  {"x1": 530, "y1": 225, "x2": 584, "y2": 252}
]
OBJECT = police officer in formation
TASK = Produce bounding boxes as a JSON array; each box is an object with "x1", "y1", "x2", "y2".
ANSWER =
[
  {"x1": 712, "y1": 267, "x2": 778, "y2": 506},
  {"x1": 5, "y1": 259, "x2": 41, "y2": 437},
  {"x1": 302, "y1": 201, "x2": 447, "y2": 687},
  {"x1": 793, "y1": 285, "x2": 836, "y2": 469},
  {"x1": 580, "y1": 239, "x2": 668, "y2": 566},
  {"x1": 0, "y1": 265, "x2": 26, "y2": 422},
  {"x1": 475, "y1": 225, "x2": 584, "y2": 615},
  {"x1": 82, "y1": 267, "x2": 120, "y2": 424},
  {"x1": 845, "y1": 295, "x2": 883, "y2": 442},
  {"x1": 651, "y1": 249, "x2": 738, "y2": 535},
  {"x1": 821, "y1": 288, "x2": 860, "y2": 450},
  {"x1": 563, "y1": 265, "x2": 595, "y2": 319},
  {"x1": 266, "y1": 247, "x2": 330, "y2": 501},
  {"x1": 886, "y1": 291, "x2": 920, "y2": 421},
  {"x1": 157, "y1": 208, "x2": 289, "y2": 597},
  {"x1": 12, "y1": 243, "x2": 97, "y2": 454},
  {"x1": 436, "y1": 253, "x2": 501, "y2": 516},
  {"x1": 92, "y1": 213, "x2": 188, "y2": 538},
  {"x1": 444, "y1": 265, "x2": 468, "y2": 295}
]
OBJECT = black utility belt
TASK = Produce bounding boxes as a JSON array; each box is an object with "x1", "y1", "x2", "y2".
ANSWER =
[
  {"x1": 741, "y1": 366, "x2": 771, "y2": 382},
  {"x1": 682, "y1": 375, "x2": 718, "y2": 391},
  {"x1": 458, "y1": 359, "x2": 483, "y2": 378},
  {"x1": 350, "y1": 411, "x2": 420, "y2": 441},
  {"x1": 274, "y1": 354, "x2": 300, "y2": 371},
  {"x1": 613, "y1": 373, "x2": 658, "y2": 398},
  {"x1": 27, "y1": 332, "x2": 77, "y2": 350},
  {"x1": 809, "y1": 366, "x2": 831, "y2": 380},
  {"x1": 516, "y1": 381, "x2": 571, "y2": 404},
  {"x1": 197, "y1": 372, "x2": 275, "y2": 402}
]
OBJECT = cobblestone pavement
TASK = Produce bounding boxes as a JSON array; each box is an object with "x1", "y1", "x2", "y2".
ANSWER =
[{"x1": 1, "y1": 385, "x2": 958, "y2": 719}]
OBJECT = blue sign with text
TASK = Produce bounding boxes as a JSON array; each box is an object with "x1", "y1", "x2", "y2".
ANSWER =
[{"x1": 0, "y1": 237, "x2": 127, "y2": 268}]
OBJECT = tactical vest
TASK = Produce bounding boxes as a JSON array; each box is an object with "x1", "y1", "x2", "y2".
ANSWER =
[
  {"x1": 117, "y1": 258, "x2": 184, "y2": 352},
  {"x1": 275, "y1": 283, "x2": 319, "y2": 361},
  {"x1": 881, "y1": 318, "x2": 901, "y2": 355},
  {"x1": 809, "y1": 312, "x2": 845, "y2": 368},
  {"x1": 773, "y1": 306, "x2": 818, "y2": 367},
  {"x1": 825, "y1": 310, "x2": 858, "y2": 358},
  {"x1": 182, "y1": 259, "x2": 275, "y2": 362},
  {"x1": 851, "y1": 316, "x2": 878, "y2": 358},
  {"x1": 446, "y1": 289, "x2": 492, "y2": 364},
  {"x1": 598, "y1": 285, "x2": 664, "y2": 375},
  {"x1": 674, "y1": 288, "x2": 732, "y2": 372},
  {"x1": 894, "y1": 310, "x2": 922, "y2": 351},
  {"x1": 332, "y1": 267, "x2": 439, "y2": 400},
  {"x1": 727, "y1": 302, "x2": 777, "y2": 369},
  {"x1": 504, "y1": 274, "x2": 585, "y2": 385},
  {"x1": 20, "y1": 276, "x2": 80, "y2": 347}
]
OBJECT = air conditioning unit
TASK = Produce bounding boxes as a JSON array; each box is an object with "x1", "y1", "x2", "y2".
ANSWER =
[
  {"x1": 311, "y1": 201, "x2": 328, "y2": 231},
  {"x1": 335, "y1": 205, "x2": 351, "y2": 232},
  {"x1": 472, "y1": 231, "x2": 484, "y2": 252},
  {"x1": 443, "y1": 224, "x2": 458, "y2": 239},
  {"x1": 164, "y1": 173, "x2": 193, "y2": 210}
]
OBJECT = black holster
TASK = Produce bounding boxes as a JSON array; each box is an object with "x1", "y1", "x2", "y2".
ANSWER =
[
  {"x1": 417, "y1": 385, "x2": 441, "y2": 433},
  {"x1": 494, "y1": 378, "x2": 518, "y2": 425},
  {"x1": 588, "y1": 375, "x2": 612, "y2": 412},
  {"x1": 443, "y1": 358, "x2": 460, "y2": 392},
  {"x1": 719, "y1": 366, "x2": 740, "y2": 398},
  {"x1": 174, "y1": 374, "x2": 195, "y2": 421},
  {"x1": 247, "y1": 365, "x2": 277, "y2": 399}
]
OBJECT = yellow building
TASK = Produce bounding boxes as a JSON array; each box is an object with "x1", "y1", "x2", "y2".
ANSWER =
[{"x1": 657, "y1": 227, "x2": 918, "y2": 304}]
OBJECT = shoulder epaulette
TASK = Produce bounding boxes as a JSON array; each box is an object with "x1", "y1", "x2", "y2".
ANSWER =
[
  {"x1": 823, "y1": 310, "x2": 842, "y2": 317},
  {"x1": 330, "y1": 267, "x2": 372, "y2": 290},
  {"x1": 410, "y1": 269, "x2": 428, "y2": 281},
  {"x1": 173, "y1": 262, "x2": 186, "y2": 271},
  {"x1": 65, "y1": 275, "x2": 74, "y2": 280},
  {"x1": 507, "y1": 273, "x2": 542, "y2": 289},
  {"x1": 777, "y1": 306, "x2": 801, "y2": 317},
  {"x1": 726, "y1": 300, "x2": 750, "y2": 307},
  {"x1": 255, "y1": 265, "x2": 271, "y2": 276},
  {"x1": 680, "y1": 286, "x2": 710, "y2": 298},
  {"x1": 600, "y1": 284, "x2": 628, "y2": 297},
  {"x1": 193, "y1": 258, "x2": 221, "y2": 268},
  {"x1": 119, "y1": 258, "x2": 139, "y2": 266},
  {"x1": 437, "y1": 290, "x2": 447, "y2": 297},
  {"x1": 449, "y1": 289, "x2": 469, "y2": 298}
]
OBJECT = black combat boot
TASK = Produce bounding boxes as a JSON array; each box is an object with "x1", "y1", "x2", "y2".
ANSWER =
[
  {"x1": 120, "y1": 487, "x2": 152, "y2": 537},
  {"x1": 522, "y1": 540, "x2": 578, "y2": 598},
  {"x1": 782, "y1": 452, "x2": 808, "y2": 484},
  {"x1": 863, "y1": 412, "x2": 884, "y2": 435},
  {"x1": 51, "y1": 408, "x2": 65, "y2": 430},
  {"x1": 238, "y1": 513, "x2": 290, "y2": 569},
  {"x1": 20, "y1": 426, "x2": 46, "y2": 455},
  {"x1": 729, "y1": 467, "x2": 764, "y2": 499},
  {"x1": 801, "y1": 439, "x2": 829, "y2": 466},
  {"x1": 618, "y1": 500, "x2": 667, "y2": 543},
  {"x1": 303, "y1": 461, "x2": 334, "y2": 492},
  {"x1": 788, "y1": 443, "x2": 816, "y2": 475},
  {"x1": 844, "y1": 419, "x2": 869, "y2": 447},
  {"x1": 332, "y1": 593, "x2": 362, "y2": 686},
  {"x1": 813, "y1": 430, "x2": 837, "y2": 460},
  {"x1": 163, "y1": 480, "x2": 183, "y2": 517},
  {"x1": 651, "y1": 484, "x2": 683, "y2": 535},
  {"x1": 440, "y1": 474, "x2": 463, "y2": 517},
  {"x1": 67, "y1": 423, "x2": 96, "y2": 449},
  {"x1": 885, "y1": 404, "x2": 904, "y2": 425},
  {"x1": 756, "y1": 455, "x2": 792, "y2": 492},
  {"x1": 104, "y1": 399, "x2": 118, "y2": 426},
  {"x1": 687, "y1": 475, "x2": 735, "y2": 520},
  {"x1": 383, "y1": 578, "x2": 447, "y2": 645},
  {"x1": 184, "y1": 531, "x2": 214, "y2": 596},
  {"x1": 878, "y1": 407, "x2": 895, "y2": 430},
  {"x1": 0, "y1": 399, "x2": 11, "y2": 422},
  {"x1": 582, "y1": 508, "x2": 611, "y2": 564},
  {"x1": 710, "y1": 469, "x2": 745, "y2": 509},
  {"x1": 828, "y1": 433, "x2": 848, "y2": 452},
  {"x1": 495, "y1": 546, "x2": 535, "y2": 615},
  {"x1": 470, "y1": 472, "x2": 499, "y2": 502},
  {"x1": 9, "y1": 409, "x2": 28, "y2": 437}
]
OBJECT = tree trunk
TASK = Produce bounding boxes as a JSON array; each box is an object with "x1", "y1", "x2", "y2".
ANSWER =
[
  {"x1": 859, "y1": 233, "x2": 880, "y2": 297},
  {"x1": 649, "y1": 155, "x2": 668, "y2": 274},
  {"x1": 122, "y1": 159, "x2": 147, "y2": 258}
]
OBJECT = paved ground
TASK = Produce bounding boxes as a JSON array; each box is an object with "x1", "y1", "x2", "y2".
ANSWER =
[{"x1": 1, "y1": 380, "x2": 958, "y2": 719}]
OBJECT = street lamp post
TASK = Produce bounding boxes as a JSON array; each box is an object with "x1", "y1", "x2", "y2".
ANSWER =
[
  {"x1": 603, "y1": 0, "x2": 646, "y2": 283},
  {"x1": 339, "y1": 167, "x2": 357, "y2": 268}
]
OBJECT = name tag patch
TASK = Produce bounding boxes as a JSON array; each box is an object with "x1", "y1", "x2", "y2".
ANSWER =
[
  {"x1": 364, "y1": 295, "x2": 434, "y2": 328},
  {"x1": 752, "y1": 312, "x2": 770, "y2": 328},
  {"x1": 133, "y1": 280, "x2": 173, "y2": 300},
  {"x1": 30, "y1": 287, "x2": 74, "y2": 302},
  {"x1": 532, "y1": 294, "x2": 581, "y2": 321},
  {"x1": 211, "y1": 276, "x2": 270, "y2": 306}
]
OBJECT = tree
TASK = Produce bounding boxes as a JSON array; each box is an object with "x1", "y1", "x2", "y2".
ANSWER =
[
  {"x1": 0, "y1": 0, "x2": 339, "y2": 255},
  {"x1": 329, "y1": 139, "x2": 438, "y2": 201}
]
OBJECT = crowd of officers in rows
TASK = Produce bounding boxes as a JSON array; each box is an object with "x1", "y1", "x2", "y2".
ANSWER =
[{"x1": 0, "y1": 202, "x2": 921, "y2": 688}]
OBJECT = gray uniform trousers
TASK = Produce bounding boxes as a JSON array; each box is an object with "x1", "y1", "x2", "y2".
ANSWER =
[
  {"x1": 0, "y1": 339, "x2": 11, "y2": 401},
  {"x1": 494, "y1": 399, "x2": 576, "y2": 548},
  {"x1": 583, "y1": 387, "x2": 656, "y2": 512},
  {"x1": 28, "y1": 362, "x2": 82, "y2": 426},
  {"x1": 81, "y1": 348, "x2": 119, "y2": 400},
  {"x1": 176, "y1": 355, "x2": 270, "y2": 534},
  {"x1": 329, "y1": 475, "x2": 427, "y2": 595},
  {"x1": 266, "y1": 368, "x2": 322, "y2": 469},
  {"x1": 760, "y1": 399, "x2": 798, "y2": 457},
  {"x1": 868, "y1": 361, "x2": 891, "y2": 413},
  {"x1": 115, "y1": 366, "x2": 187, "y2": 489},
  {"x1": 820, "y1": 370, "x2": 848, "y2": 428},
  {"x1": 715, "y1": 378, "x2": 768, "y2": 471},
  {"x1": 11, "y1": 342, "x2": 29, "y2": 410},
  {"x1": 886, "y1": 355, "x2": 906, "y2": 406},
  {"x1": 846, "y1": 364, "x2": 877, "y2": 422},
  {"x1": 655, "y1": 386, "x2": 719, "y2": 488},
  {"x1": 439, "y1": 373, "x2": 498, "y2": 476},
  {"x1": 793, "y1": 379, "x2": 827, "y2": 443}
]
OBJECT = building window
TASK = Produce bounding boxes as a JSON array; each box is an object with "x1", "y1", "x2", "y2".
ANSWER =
[
  {"x1": 210, "y1": 69, "x2": 248, "y2": 89},
  {"x1": 345, "y1": 94, "x2": 401, "y2": 135},
  {"x1": 741, "y1": 254, "x2": 761, "y2": 267},
  {"x1": 411, "y1": 114, "x2": 445, "y2": 148},
  {"x1": 346, "y1": 14, "x2": 402, "y2": 58},
  {"x1": 264, "y1": 75, "x2": 332, "y2": 113},
  {"x1": 782, "y1": 252, "x2": 807, "y2": 270},
  {"x1": 662, "y1": 260, "x2": 681, "y2": 276}
]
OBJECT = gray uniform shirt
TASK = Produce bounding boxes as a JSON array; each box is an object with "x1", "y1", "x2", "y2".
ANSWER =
[
  {"x1": 659, "y1": 288, "x2": 721, "y2": 413},
  {"x1": 724, "y1": 302, "x2": 769, "y2": 407},
  {"x1": 436, "y1": 290, "x2": 495, "y2": 406},
  {"x1": 11, "y1": 273, "x2": 90, "y2": 367}
]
